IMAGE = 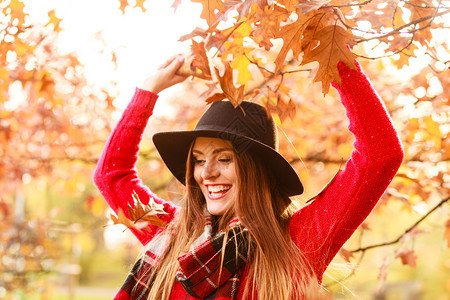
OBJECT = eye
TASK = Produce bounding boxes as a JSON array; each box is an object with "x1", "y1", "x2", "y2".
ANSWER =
[
  {"x1": 193, "y1": 157, "x2": 205, "y2": 165},
  {"x1": 218, "y1": 157, "x2": 233, "y2": 163}
]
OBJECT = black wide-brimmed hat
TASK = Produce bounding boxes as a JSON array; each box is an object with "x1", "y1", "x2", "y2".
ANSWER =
[{"x1": 152, "y1": 100, "x2": 303, "y2": 196}]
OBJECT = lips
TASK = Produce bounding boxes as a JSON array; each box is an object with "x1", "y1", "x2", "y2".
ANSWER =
[{"x1": 206, "y1": 184, "x2": 232, "y2": 200}]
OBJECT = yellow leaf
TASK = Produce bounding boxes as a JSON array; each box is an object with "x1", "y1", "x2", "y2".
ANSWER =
[
  {"x1": 230, "y1": 48, "x2": 254, "y2": 85},
  {"x1": 47, "y1": 10, "x2": 62, "y2": 32}
]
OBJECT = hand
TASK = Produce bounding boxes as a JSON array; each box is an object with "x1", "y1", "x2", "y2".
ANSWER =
[{"x1": 142, "y1": 56, "x2": 188, "y2": 94}]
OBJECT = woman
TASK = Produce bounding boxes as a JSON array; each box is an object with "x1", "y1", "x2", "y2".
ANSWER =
[{"x1": 93, "y1": 56, "x2": 404, "y2": 299}]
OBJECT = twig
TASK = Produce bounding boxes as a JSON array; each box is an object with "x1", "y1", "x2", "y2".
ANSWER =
[{"x1": 351, "y1": 196, "x2": 450, "y2": 253}]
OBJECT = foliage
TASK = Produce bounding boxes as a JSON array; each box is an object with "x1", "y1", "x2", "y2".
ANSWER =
[{"x1": 0, "y1": 0, "x2": 448, "y2": 298}]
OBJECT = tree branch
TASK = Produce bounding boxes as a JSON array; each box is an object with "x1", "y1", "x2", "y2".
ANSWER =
[{"x1": 350, "y1": 196, "x2": 450, "y2": 253}]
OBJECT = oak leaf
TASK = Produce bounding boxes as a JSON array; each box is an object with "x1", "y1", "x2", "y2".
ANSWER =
[
  {"x1": 206, "y1": 62, "x2": 244, "y2": 107},
  {"x1": 300, "y1": 25, "x2": 356, "y2": 94},
  {"x1": 251, "y1": 4, "x2": 289, "y2": 51},
  {"x1": 192, "y1": 0, "x2": 225, "y2": 26},
  {"x1": 46, "y1": 10, "x2": 62, "y2": 32},
  {"x1": 110, "y1": 191, "x2": 168, "y2": 231},
  {"x1": 177, "y1": 40, "x2": 212, "y2": 80}
]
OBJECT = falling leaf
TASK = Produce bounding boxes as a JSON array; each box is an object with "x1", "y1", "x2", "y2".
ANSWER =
[
  {"x1": 192, "y1": 0, "x2": 225, "y2": 26},
  {"x1": 300, "y1": 25, "x2": 356, "y2": 94},
  {"x1": 206, "y1": 62, "x2": 244, "y2": 107},
  {"x1": 395, "y1": 247, "x2": 417, "y2": 268}
]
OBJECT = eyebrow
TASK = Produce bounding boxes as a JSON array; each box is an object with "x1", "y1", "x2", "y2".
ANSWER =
[{"x1": 192, "y1": 148, "x2": 233, "y2": 155}]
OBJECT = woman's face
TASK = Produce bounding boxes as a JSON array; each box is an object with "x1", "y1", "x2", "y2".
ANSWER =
[{"x1": 192, "y1": 137, "x2": 237, "y2": 215}]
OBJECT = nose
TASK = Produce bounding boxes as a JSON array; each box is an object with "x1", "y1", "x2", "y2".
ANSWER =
[{"x1": 201, "y1": 160, "x2": 220, "y2": 180}]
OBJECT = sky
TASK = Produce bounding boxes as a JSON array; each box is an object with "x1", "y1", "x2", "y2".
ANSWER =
[{"x1": 25, "y1": 0, "x2": 204, "y2": 112}]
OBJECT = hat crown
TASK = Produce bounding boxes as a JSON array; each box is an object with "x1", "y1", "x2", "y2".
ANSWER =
[{"x1": 194, "y1": 101, "x2": 278, "y2": 151}]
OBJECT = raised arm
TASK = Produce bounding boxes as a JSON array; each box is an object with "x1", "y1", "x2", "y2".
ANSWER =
[
  {"x1": 289, "y1": 61, "x2": 404, "y2": 280},
  {"x1": 93, "y1": 57, "x2": 188, "y2": 245}
]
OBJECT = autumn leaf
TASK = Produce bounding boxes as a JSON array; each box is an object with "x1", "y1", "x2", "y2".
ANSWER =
[
  {"x1": 135, "y1": 0, "x2": 146, "y2": 12},
  {"x1": 274, "y1": 13, "x2": 310, "y2": 73},
  {"x1": 206, "y1": 62, "x2": 244, "y2": 107},
  {"x1": 119, "y1": 0, "x2": 128, "y2": 13},
  {"x1": 251, "y1": 4, "x2": 289, "y2": 50},
  {"x1": 110, "y1": 191, "x2": 168, "y2": 231},
  {"x1": 46, "y1": 10, "x2": 62, "y2": 32},
  {"x1": 300, "y1": 25, "x2": 356, "y2": 94},
  {"x1": 192, "y1": 0, "x2": 225, "y2": 26},
  {"x1": 339, "y1": 247, "x2": 354, "y2": 263},
  {"x1": 377, "y1": 257, "x2": 390, "y2": 293},
  {"x1": 395, "y1": 247, "x2": 417, "y2": 268},
  {"x1": 265, "y1": 90, "x2": 296, "y2": 123},
  {"x1": 444, "y1": 218, "x2": 450, "y2": 248},
  {"x1": 177, "y1": 40, "x2": 212, "y2": 80}
]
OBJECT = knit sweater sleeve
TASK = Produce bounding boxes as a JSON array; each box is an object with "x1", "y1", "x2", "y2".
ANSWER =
[
  {"x1": 288, "y1": 61, "x2": 404, "y2": 280},
  {"x1": 93, "y1": 88, "x2": 179, "y2": 246}
]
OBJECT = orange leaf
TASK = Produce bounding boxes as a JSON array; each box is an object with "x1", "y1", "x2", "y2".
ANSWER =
[
  {"x1": 192, "y1": 0, "x2": 225, "y2": 26},
  {"x1": 46, "y1": 10, "x2": 62, "y2": 32},
  {"x1": 212, "y1": 62, "x2": 245, "y2": 107},
  {"x1": 444, "y1": 218, "x2": 450, "y2": 248},
  {"x1": 339, "y1": 248, "x2": 354, "y2": 263},
  {"x1": 135, "y1": 0, "x2": 146, "y2": 12},
  {"x1": 205, "y1": 92, "x2": 227, "y2": 104},
  {"x1": 300, "y1": 25, "x2": 356, "y2": 94},
  {"x1": 395, "y1": 247, "x2": 417, "y2": 268}
]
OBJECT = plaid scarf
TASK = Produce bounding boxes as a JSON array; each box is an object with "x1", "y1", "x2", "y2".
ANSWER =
[{"x1": 119, "y1": 215, "x2": 250, "y2": 299}]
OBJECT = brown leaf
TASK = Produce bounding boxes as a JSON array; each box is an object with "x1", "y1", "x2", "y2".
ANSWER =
[
  {"x1": 176, "y1": 41, "x2": 212, "y2": 80},
  {"x1": 205, "y1": 92, "x2": 227, "y2": 105},
  {"x1": 265, "y1": 91, "x2": 296, "y2": 123},
  {"x1": 251, "y1": 4, "x2": 289, "y2": 51},
  {"x1": 300, "y1": 25, "x2": 356, "y2": 94},
  {"x1": 211, "y1": 62, "x2": 245, "y2": 107},
  {"x1": 395, "y1": 247, "x2": 417, "y2": 268},
  {"x1": 110, "y1": 191, "x2": 168, "y2": 231}
]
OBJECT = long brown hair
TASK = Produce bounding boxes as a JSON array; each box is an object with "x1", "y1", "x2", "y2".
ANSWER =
[{"x1": 144, "y1": 139, "x2": 316, "y2": 299}]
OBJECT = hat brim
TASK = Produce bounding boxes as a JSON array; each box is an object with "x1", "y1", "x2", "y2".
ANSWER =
[{"x1": 153, "y1": 130, "x2": 303, "y2": 196}]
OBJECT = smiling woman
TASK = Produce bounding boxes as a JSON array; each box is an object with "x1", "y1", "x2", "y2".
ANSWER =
[
  {"x1": 93, "y1": 54, "x2": 404, "y2": 299},
  {"x1": 192, "y1": 137, "x2": 237, "y2": 216}
]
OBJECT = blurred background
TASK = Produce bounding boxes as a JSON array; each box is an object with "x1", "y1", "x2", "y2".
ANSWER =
[{"x1": 0, "y1": 0, "x2": 449, "y2": 299}]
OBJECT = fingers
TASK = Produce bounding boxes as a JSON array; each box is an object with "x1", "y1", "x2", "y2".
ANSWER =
[{"x1": 158, "y1": 55, "x2": 185, "y2": 70}]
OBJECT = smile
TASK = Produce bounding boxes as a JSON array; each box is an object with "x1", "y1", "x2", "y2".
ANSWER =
[{"x1": 206, "y1": 185, "x2": 232, "y2": 200}]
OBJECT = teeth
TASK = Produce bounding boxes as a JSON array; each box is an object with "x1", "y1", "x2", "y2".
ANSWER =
[{"x1": 208, "y1": 185, "x2": 231, "y2": 193}]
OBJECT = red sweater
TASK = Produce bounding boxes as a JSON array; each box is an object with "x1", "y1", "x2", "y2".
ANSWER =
[{"x1": 93, "y1": 62, "x2": 404, "y2": 299}]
